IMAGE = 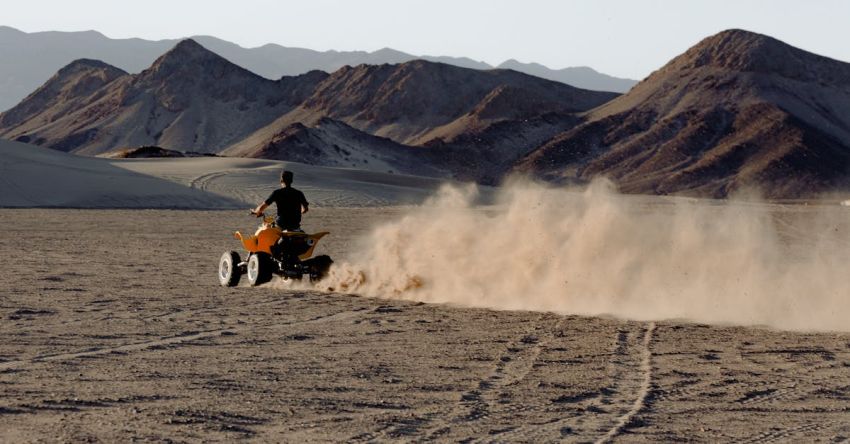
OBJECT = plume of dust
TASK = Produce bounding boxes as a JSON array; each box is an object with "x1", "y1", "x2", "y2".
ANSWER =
[{"x1": 318, "y1": 178, "x2": 850, "y2": 332}]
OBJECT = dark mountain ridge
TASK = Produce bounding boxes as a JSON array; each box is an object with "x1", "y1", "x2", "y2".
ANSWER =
[
  {"x1": 514, "y1": 29, "x2": 850, "y2": 198},
  {"x1": 240, "y1": 59, "x2": 618, "y2": 146}
]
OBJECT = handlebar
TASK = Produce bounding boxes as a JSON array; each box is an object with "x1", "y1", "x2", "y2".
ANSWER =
[{"x1": 249, "y1": 210, "x2": 276, "y2": 225}]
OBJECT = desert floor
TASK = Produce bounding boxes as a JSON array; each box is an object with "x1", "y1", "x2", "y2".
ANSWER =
[{"x1": 1, "y1": 208, "x2": 849, "y2": 443}]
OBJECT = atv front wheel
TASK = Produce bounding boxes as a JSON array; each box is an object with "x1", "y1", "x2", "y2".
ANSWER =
[
  {"x1": 219, "y1": 251, "x2": 242, "y2": 287},
  {"x1": 247, "y1": 252, "x2": 273, "y2": 286}
]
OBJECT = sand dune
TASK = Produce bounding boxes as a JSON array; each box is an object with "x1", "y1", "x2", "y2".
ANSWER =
[
  {"x1": 0, "y1": 139, "x2": 466, "y2": 208},
  {"x1": 0, "y1": 139, "x2": 242, "y2": 208},
  {"x1": 112, "y1": 156, "x2": 465, "y2": 208}
]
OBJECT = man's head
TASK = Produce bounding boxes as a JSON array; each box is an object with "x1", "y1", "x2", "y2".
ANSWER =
[{"x1": 280, "y1": 170, "x2": 294, "y2": 187}]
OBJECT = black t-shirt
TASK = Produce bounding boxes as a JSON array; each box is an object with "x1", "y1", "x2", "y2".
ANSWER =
[{"x1": 264, "y1": 187, "x2": 308, "y2": 230}]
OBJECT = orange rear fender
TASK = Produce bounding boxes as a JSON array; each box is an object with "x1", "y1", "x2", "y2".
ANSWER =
[
  {"x1": 234, "y1": 227, "x2": 283, "y2": 255},
  {"x1": 300, "y1": 232, "x2": 329, "y2": 260},
  {"x1": 234, "y1": 230, "x2": 329, "y2": 258}
]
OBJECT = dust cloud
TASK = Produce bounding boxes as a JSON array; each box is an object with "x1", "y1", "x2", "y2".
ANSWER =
[{"x1": 320, "y1": 179, "x2": 850, "y2": 331}]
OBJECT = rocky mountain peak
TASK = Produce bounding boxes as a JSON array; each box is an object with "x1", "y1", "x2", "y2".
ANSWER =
[
  {"x1": 0, "y1": 58, "x2": 127, "y2": 128},
  {"x1": 137, "y1": 39, "x2": 251, "y2": 84},
  {"x1": 659, "y1": 29, "x2": 850, "y2": 85},
  {"x1": 128, "y1": 39, "x2": 280, "y2": 113},
  {"x1": 162, "y1": 38, "x2": 216, "y2": 60},
  {"x1": 673, "y1": 29, "x2": 785, "y2": 71},
  {"x1": 56, "y1": 58, "x2": 127, "y2": 78}
]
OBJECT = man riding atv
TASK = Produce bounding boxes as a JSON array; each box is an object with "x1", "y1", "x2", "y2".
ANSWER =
[
  {"x1": 251, "y1": 170, "x2": 308, "y2": 230},
  {"x1": 218, "y1": 169, "x2": 331, "y2": 287}
]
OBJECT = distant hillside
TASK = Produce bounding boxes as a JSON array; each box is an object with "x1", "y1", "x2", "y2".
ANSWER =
[
  {"x1": 513, "y1": 29, "x2": 850, "y2": 198},
  {"x1": 0, "y1": 26, "x2": 632, "y2": 111},
  {"x1": 498, "y1": 60, "x2": 636, "y2": 93},
  {"x1": 224, "y1": 117, "x2": 449, "y2": 177},
  {"x1": 232, "y1": 59, "x2": 618, "y2": 148}
]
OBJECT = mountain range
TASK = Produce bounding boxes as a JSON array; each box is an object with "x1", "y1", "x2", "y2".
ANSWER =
[
  {"x1": 0, "y1": 38, "x2": 617, "y2": 178},
  {"x1": 1, "y1": 28, "x2": 848, "y2": 199},
  {"x1": 0, "y1": 25, "x2": 637, "y2": 111}
]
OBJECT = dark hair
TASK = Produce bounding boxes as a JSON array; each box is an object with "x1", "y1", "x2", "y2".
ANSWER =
[{"x1": 280, "y1": 170, "x2": 294, "y2": 185}]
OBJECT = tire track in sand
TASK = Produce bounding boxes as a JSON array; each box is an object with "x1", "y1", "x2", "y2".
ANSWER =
[
  {"x1": 188, "y1": 171, "x2": 228, "y2": 191},
  {"x1": 0, "y1": 329, "x2": 236, "y2": 371},
  {"x1": 2, "y1": 292, "x2": 323, "y2": 356},
  {"x1": 493, "y1": 321, "x2": 657, "y2": 443},
  {"x1": 0, "y1": 307, "x2": 369, "y2": 372},
  {"x1": 345, "y1": 315, "x2": 561, "y2": 442},
  {"x1": 384, "y1": 316, "x2": 565, "y2": 442},
  {"x1": 16, "y1": 295, "x2": 291, "y2": 331},
  {"x1": 358, "y1": 320, "x2": 656, "y2": 443},
  {"x1": 188, "y1": 170, "x2": 266, "y2": 204},
  {"x1": 470, "y1": 318, "x2": 574, "y2": 443},
  {"x1": 595, "y1": 322, "x2": 656, "y2": 444}
]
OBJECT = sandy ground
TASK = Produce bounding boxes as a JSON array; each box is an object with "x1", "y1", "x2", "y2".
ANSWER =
[{"x1": 1, "y1": 208, "x2": 849, "y2": 443}]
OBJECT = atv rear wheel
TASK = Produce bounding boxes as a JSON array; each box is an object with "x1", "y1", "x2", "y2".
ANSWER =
[
  {"x1": 305, "y1": 255, "x2": 333, "y2": 283},
  {"x1": 219, "y1": 251, "x2": 242, "y2": 287},
  {"x1": 247, "y1": 252, "x2": 273, "y2": 286}
]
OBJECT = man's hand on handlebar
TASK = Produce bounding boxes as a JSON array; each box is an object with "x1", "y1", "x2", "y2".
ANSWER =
[{"x1": 252, "y1": 202, "x2": 269, "y2": 217}]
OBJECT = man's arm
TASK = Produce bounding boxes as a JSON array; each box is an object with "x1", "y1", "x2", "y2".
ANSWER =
[
  {"x1": 300, "y1": 192, "x2": 309, "y2": 214},
  {"x1": 252, "y1": 202, "x2": 269, "y2": 217},
  {"x1": 252, "y1": 191, "x2": 276, "y2": 217}
]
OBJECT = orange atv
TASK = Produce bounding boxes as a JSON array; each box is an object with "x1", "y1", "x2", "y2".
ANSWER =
[{"x1": 218, "y1": 213, "x2": 332, "y2": 286}]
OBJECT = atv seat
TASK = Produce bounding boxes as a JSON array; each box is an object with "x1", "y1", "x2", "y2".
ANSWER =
[{"x1": 275, "y1": 234, "x2": 311, "y2": 257}]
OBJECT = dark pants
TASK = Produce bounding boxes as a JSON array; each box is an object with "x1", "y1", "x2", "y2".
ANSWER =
[{"x1": 275, "y1": 216, "x2": 302, "y2": 232}]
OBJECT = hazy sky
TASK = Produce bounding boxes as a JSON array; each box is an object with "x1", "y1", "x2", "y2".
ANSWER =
[{"x1": 4, "y1": 0, "x2": 849, "y2": 79}]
